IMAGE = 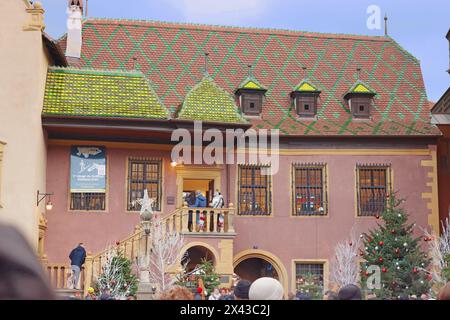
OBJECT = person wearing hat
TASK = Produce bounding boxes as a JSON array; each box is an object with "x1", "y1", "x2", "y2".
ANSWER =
[
  {"x1": 337, "y1": 284, "x2": 362, "y2": 300},
  {"x1": 249, "y1": 277, "x2": 284, "y2": 300},
  {"x1": 234, "y1": 280, "x2": 251, "y2": 300}
]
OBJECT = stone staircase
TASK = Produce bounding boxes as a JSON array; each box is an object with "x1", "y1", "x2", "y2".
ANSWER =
[{"x1": 44, "y1": 204, "x2": 236, "y2": 296}]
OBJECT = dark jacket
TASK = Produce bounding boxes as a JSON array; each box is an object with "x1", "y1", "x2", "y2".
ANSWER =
[
  {"x1": 69, "y1": 245, "x2": 86, "y2": 267},
  {"x1": 189, "y1": 195, "x2": 207, "y2": 208}
]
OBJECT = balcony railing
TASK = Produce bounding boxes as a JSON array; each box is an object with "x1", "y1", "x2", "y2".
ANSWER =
[{"x1": 166, "y1": 203, "x2": 236, "y2": 235}]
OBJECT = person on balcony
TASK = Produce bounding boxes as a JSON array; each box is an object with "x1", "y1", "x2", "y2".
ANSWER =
[
  {"x1": 189, "y1": 191, "x2": 207, "y2": 208},
  {"x1": 69, "y1": 243, "x2": 86, "y2": 290}
]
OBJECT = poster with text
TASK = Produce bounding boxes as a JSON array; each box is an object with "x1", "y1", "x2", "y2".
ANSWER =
[{"x1": 70, "y1": 146, "x2": 106, "y2": 192}]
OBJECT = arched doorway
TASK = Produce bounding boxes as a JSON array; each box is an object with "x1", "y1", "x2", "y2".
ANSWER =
[
  {"x1": 233, "y1": 249, "x2": 289, "y2": 295},
  {"x1": 234, "y1": 258, "x2": 279, "y2": 282},
  {"x1": 182, "y1": 245, "x2": 216, "y2": 272}
]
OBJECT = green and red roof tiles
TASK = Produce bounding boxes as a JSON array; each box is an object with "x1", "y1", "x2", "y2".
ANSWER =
[
  {"x1": 43, "y1": 67, "x2": 169, "y2": 119},
  {"x1": 56, "y1": 18, "x2": 439, "y2": 136},
  {"x1": 178, "y1": 76, "x2": 247, "y2": 123}
]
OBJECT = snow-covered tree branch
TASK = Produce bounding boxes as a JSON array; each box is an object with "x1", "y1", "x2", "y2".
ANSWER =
[
  {"x1": 423, "y1": 216, "x2": 450, "y2": 287},
  {"x1": 330, "y1": 229, "x2": 361, "y2": 288},
  {"x1": 138, "y1": 216, "x2": 186, "y2": 292}
]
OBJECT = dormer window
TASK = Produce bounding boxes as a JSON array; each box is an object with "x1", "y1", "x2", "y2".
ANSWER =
[
  {"x1": 291, "y1": 80, "x2": 321, "y2": 118},
  {"x1": 235, "y1": 67, "x2": 267, "y2": 117},
  {"x1": 241, "y1": 91, "x2": 264, "y2": 116},
  {"x1": 344, "y1": 82, "x2": 376, "y2": 120}
]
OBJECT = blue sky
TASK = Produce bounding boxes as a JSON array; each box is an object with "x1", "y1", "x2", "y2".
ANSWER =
[{"x1": 41, "y1": 0, "x2": 449, "y2": 101}]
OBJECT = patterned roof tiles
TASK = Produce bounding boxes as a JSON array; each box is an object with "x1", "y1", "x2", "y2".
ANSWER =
[
  {"x1": 56, "y1": 18, "x2": 439, "y2": 136},
  {"x1": 178, "y1": 75, "x2": 247, "y2": 123},
  {"x1": 43, "y1": 67, "x2": 169, "y2": 119}
]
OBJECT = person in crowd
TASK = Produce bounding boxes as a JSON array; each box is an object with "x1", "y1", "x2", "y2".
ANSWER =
[
  {"x1": 249, "y1": 277, "x2": 284, "y2": 300},
  {"x1": 159, "y1": 286, "x2": 194, "y2": 300},
  {"x1": 185, "y1": 191, "x2": 196, "y2": 207},
  {"x1": 234, "y1": 280, "x2": 251, "y2": 300},
  {"x1": 420, "y1": 293, "x2": 430, "y2": 300},
  {"x1": 189, "y1": 191, "x2": 207, "y2": 208},
  {"x1": 69, "y1": 243, "x2": 86, "y2": 290},
  {"x1": 438, "y1": 283, "x2": 450, "y2": 300},
  {"x1": 99, "y1": 288, "x2": 113, "y2": 300},
  {"x1": 208, "y1": 288, "x2": 221, "y2": 300},
  {"x1": 323, "y1": 290, "x2": 338, "y2": 300},
  {"x1": 296, "y1": 291, "x2": 312, "y2": 300},
  {"x1": 337, "y1": 284, "x2": 362, "y2": 300},
  {"x1": 85, "y1": 287, "x2": 97, "y2": 300},
  {"x1": 0, "y1": 224, "x2": 55, "y2": 300},
  {"x1": 194, "y1": 287, "x2": 203, "y2": 300}
]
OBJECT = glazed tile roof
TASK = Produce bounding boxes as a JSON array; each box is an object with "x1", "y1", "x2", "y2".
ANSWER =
[
  {"x1": 293, "y1": 79, "x2": 321, "y2": 93},
  {"x1": 57, "y1": 18, "x2": 439, "y2": 136},
  {"x1": 178, "y1": 76, "x2": 247, "y2": 123},
  {"x1": 43, "y1": 67, "x2": 169, "y2": 119}
]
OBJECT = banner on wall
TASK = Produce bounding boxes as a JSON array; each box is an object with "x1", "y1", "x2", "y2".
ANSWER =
[{"x1": 70, "y1": 146, "x2": 106, "y2": 193}]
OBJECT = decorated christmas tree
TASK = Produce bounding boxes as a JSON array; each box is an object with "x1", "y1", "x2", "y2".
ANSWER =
[
  {"x1": 94, "y1": 245, "x2": 139, "y2": 299},
  {"x1": 360, "y1": 194, "x2": 431, "y2": 299},
  {"x1": 295, "y1": 273, "x2": 323, "y2": 300},
  {"x1": 176, "y1": 259, "x2": 221, "y2": 297}
]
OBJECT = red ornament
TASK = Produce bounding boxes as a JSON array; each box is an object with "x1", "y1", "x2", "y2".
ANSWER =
[
  {"x1": 413, "y1": 268, "x2": 418, "y2": 274},
  {"x1": 382, "y1": 267, "x2": 387, "y2": 273},
  {"x1": 391, "y1": 229, "x2": 396, "y2": 234},
  {"x1": 427, "y1": 274, "x2": 433, "y2": 281},
  {"x1": 379, "y1": 241, "x2": 384, "y2": 246},
  {"x1": 395, "y1": 248, "x2": 400, "y2": 254},
  {"x1": 364, "y1": 271, "x2": 369, "y2": 277},
  {"x1": 378, "y1": 257, "x2": 384, "y2": 263},
  {"x1": 367, "y1": 238, "x2": 372, "y2": 243}
]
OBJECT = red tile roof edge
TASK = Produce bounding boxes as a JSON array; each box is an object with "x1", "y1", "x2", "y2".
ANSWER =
[{"x1": 78, "y1": 17, "x2": 393, "y2": 42}]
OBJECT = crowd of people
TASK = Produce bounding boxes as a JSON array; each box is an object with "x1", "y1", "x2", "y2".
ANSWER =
[{"x1": 160, "y1": 280, "x2": 450, "y2": 301}]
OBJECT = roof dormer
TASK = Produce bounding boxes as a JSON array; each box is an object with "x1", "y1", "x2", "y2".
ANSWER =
[
  {"x1": 291, "y1": 79, "x2": 321, "y2": 118},
  {"x1": 344, "y1": 80, "x2": 376, "y2": 119},
  {"x1": 235, "y1": 66, "x2": 267, "y2": 117}
]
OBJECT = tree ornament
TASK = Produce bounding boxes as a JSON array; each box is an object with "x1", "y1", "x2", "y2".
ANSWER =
[
  {"x1": 391, "y1": 229, "x2": 396, "y2": 234},
  {"x1": 413, "y1": 268, "x2": 418, "y2": 274},
  {"x1": 395, "y1": 248, "x2": 400, "y2": 254},
  {"x1": 382, "y1": 267, "x2": 387, "y2": 273},
  {"x1": 403, "y1": 242, "x2": 408, "y2": 247},
  {"x1": 375, "y1": 246, "x2": 379, "y2": 250},
  {"x1": 378, "y1": 241, "x2": 384, "y2": 246},
  {"x1": 375, "y1": 214, "x2": 380, "y2": 220},
  {"x1": 378, "y1": 257, "x2": 384, "y2": 263},
  {"x1": 398, "y1": 214, "x2": 402, "y2": 217}
]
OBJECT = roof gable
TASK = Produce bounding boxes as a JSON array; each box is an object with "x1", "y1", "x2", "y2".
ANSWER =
[
  {"x1": 56, "y1": 18, "x2": 440, "y2": 136},
  {"x1": 294, "y1": 79, "x2": 320, "y2": 93},
  {"x1": 178, "y1": 76, "x2": 247, "y2": 123}
]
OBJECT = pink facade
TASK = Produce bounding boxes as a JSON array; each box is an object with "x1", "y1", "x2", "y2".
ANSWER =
[{"x1": 45, "y1": 141, "x2": 437, "y2": 292}]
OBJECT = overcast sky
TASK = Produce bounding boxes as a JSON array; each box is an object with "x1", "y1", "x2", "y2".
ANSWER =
[{"x1": 40, "y1": 0, "x2": 449, "y2": 101}]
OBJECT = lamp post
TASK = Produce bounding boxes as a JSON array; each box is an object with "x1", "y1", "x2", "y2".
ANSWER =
[{"x1": 136, "y1": 190, "x2": 155, "y2": 300}]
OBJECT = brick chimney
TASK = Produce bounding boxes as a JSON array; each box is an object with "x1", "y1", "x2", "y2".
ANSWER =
[{"x1": 65, "y1": 0, "x2": 83, "y2": 59}]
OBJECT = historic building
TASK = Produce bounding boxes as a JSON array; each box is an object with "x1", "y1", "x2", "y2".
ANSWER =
[
  {"x1": 0, "y1": 0, "x2": 66, "y2": 252},
  {"x1": 39, "y1": 1, "x2": 441, "y2": 294},
  {"x1": 431, "y1": 29, "x2": 450, "y2": 230}
]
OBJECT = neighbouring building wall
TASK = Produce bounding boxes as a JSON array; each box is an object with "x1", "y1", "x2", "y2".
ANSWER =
[
  {"x1": 436, "y1": 125, "x2": 450, "y2": 226},
  {"x1": 0, "y1": 0, "x2": 50, "y2": 248}
]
